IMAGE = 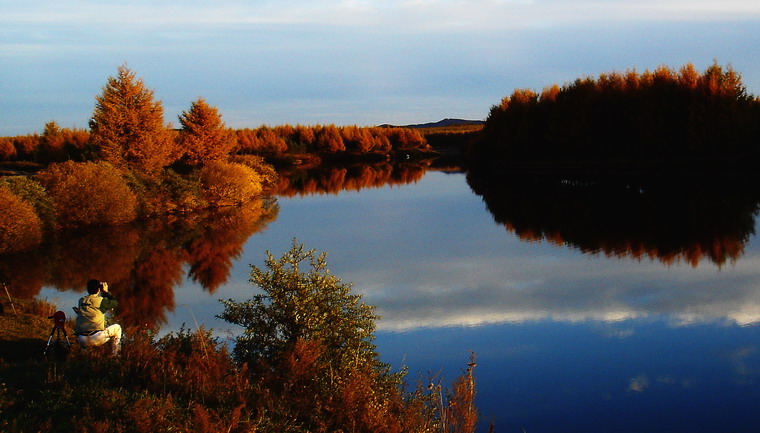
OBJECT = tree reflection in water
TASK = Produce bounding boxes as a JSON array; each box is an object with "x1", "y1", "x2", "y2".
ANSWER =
[
  {"x1": 467, "y1": 172, "x2": 760, "y2": 267},
  {"x1": 0, "y1": 199, "x2": 278, "y2": 329},
  {"x1": 275, "y1": 160, "x2": 430, "y2": 196}
]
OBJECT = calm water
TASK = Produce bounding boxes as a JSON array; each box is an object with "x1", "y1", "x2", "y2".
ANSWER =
[{"x1": 17, "y1": 166, "x2": 760, "y2": 432}]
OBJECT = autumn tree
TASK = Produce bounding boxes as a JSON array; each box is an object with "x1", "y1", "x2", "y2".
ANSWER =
[
  {"x1": 89, "y1": 64, "x2": 176, "y2": 174},
  {"x1": 178, "y1": 98, "x2": 236, "y2": 165},
  {"x1": 0, "y1": 137, "x2": 16, "y2": 161}
]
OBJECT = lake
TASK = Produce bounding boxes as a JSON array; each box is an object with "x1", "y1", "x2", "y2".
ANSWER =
[{"x1": 10, "y1": 163, "x2": 760, "y2": 432}]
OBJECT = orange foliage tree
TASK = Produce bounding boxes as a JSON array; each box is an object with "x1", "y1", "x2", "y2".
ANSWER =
[
  {"x1": 37, "y1": 161, "x2": 138, "y2": 228},
  {"x1": 178, "y1": 98, "x2": 236, "y2": 166},
  {"x1": 38, "y1": 121, "x2": 90, "y2": 163},
  {"x1": 89, "y1": 65, "x2": 177, "y2": 175},
  {"x1": 0, "y1": 137, "x2": 17, "y2": 160}
]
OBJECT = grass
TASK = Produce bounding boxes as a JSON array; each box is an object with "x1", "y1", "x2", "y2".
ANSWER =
[{"x1": 0, "y1": 295, "x2": 480, "y2": 433}]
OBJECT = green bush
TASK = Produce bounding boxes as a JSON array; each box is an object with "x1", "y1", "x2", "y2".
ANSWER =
[
  {"x1": 0, "y1": 187, "x2": 43, "y2": 253},
  {"x1": 200, "y1": 161, "x2": 262, "y2": 207},
  {"x1": 37, "y1": 161, "x2": 137, "y2": 228}
]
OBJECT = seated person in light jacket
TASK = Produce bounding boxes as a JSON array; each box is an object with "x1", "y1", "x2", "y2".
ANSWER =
[{"x1": 73, "y1": 279, "x2": 122, "y2": 355}]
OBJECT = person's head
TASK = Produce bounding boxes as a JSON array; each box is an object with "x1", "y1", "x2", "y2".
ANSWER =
[{"x1": 86, "y1": 279, "x2": 102, "y2": 294}]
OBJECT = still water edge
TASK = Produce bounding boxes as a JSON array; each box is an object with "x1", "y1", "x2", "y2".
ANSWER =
[{"x1": 40, "y1": 170, "x2": 760, "y2": 432}]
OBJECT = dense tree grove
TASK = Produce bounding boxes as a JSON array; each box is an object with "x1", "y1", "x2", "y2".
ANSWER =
[
  {"x1": 468, "y1": 63, "x2": 760, "y2": 167},
  {"x1": 233, "y1": 123, "x2": 426, "y2": 156}
]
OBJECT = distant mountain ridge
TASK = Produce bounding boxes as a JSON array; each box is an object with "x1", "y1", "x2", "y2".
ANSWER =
[{"x1": 380, "y1": 118, "x2": 485, "y2": 129}]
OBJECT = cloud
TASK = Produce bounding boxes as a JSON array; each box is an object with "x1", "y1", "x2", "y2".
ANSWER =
[
  {"x1": 5, "y1": 1, "x2": 760, "y2": 30},
  {"x1": 357, "y1": 251, "x2": 760, "y2": 331},
  {"x1": 628, "y1": 374, "x2": 650, "y2": 392}
]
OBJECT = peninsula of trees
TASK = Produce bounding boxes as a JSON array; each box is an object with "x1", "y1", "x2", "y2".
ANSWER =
[
  {"x1": 0, "y1": 65, "x2": 432, "y2": 254},
  {"x1": 467, "y1": 63, "x2": 760, "y2": 171}
]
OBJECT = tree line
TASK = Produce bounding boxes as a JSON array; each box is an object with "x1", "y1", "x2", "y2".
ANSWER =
[{"x1": 467, "y1": 62, "x2": 760, "y2": 168}]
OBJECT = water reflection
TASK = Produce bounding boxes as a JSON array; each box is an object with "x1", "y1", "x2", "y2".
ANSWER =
[
  {"x1": 466, "y1": 172, "x2": 760, "y2": 267},
  {"x1": 275, "y1": 160, "x2": 430, "y2": 196},
  {"x1": 0, "y1": 200, "x2": 278, "y2": 328}
]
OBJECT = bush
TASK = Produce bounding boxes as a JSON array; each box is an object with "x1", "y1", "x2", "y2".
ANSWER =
[
  {"x1": 37, "y1": 161, "x2": 137, "y2": 228},
  {"x1": 0, "y1": 176, "x2": 57, "y2": 232},
  {"x1": 199, "y1": 161, "x2": 262, "y2": 207},
  {"x1": 125, "y1": 169, "x2": 207, "y2": 217},
  {"x1": 227, "y1": 154, "x2": 278, "y2": 190},
  {"x1": 0, "y1": 187, "x2": 43, "y2": 253}
]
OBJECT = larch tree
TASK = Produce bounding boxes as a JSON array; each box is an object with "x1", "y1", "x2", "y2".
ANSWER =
[
  {"x1": 88, "y1": 64, "x2": 176, "y2": 175},
  {"x1": 178, "y1": 97, "x2": 236, "y2": 165}
]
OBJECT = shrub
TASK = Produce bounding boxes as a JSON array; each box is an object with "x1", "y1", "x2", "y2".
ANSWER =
[
  {"x1": 227, "y1": 154, "x2": 278, "y2": 190},
  {"x1": 0, "y1": 176, "x2": 57, "y2": 232},
  {"x1": 37, "y1": 161, "x2": 137, "y2": 228},
  {"x1": 125, "y1": 169, "x2": 206, "y2": 217},
  {"x1": 219, "y1": 240, "x2": 380, "y2": 368},
  {"x1": 199, "y1": 161, "x2": 262, "y2": 207},
  {"x1": 0, "y1": 187, "x2": 43, "y2": 253}
]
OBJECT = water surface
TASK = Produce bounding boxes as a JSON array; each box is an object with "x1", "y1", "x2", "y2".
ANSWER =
[{"x1": 17, "y1": 167, "x2": 760, "y2": 432}]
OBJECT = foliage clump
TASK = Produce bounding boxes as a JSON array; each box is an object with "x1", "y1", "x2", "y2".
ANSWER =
[
  {"x1": 0, "y1": 187, "x2": 43, "y2": 253},
  {"x1": 37, "y1": 161, "x2": 138, "y2": 228},
  {"x1": 220, "y1": 240, "x2": 379, "y2": 368},
  {"x1": 200, "y1": 161, "x2": 263, "y2": 207},
  {"x1": 0, "y1": 176, "x2": 57, "y2": 233}
]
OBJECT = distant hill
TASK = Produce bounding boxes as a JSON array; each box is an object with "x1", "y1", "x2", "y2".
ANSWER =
[{"x1": 379, "y1": 118, "x2": 484, "y2": 129}]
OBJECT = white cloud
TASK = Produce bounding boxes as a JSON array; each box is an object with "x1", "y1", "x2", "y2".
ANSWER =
[
  {"x1": 361, "y1": 252, "x2": 760, "y2": 331},
  {"x1": 4, "y1": 0, "x2": 760, "y2": 30}
]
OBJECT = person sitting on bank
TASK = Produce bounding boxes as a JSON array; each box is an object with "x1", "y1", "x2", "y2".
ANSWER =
[{"x1": 73, "y1": 279, "x2": 122, "y2": 355}]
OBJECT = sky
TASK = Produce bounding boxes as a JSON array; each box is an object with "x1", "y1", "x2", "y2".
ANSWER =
[{"x1": 2, "y1": 0, "x2": 760, "y2": 136}]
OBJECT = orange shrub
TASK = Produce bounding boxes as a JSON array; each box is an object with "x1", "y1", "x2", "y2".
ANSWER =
[
  {"x1": 199, "y1": 161, "x2": 262, "y2": 206},
  {"x1": 227, "y1": 154, "x2": 278, "y2": 190},
  {"x1": 37, "y1": 161, "x2": 137, "y2": 228},
  {"x1": 0, "y1": 187, "x2": 43, "y2": 253}
]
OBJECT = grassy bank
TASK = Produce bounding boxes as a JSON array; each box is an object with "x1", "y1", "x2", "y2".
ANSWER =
[{"x1": 0, "y1": 242, "x2": 480, "y2": 433}]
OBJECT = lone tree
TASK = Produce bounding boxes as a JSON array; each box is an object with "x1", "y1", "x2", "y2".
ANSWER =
[
  {"x1": 178, "y1": 98, "x2": 236, "y2": 166},
  {"x1": 89, "y1": 64, "x2": 176, "y2": 174}
]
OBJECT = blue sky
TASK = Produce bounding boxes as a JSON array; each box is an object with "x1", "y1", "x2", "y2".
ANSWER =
[{"x1": 2, "y1": 0, "x2": 759, "y2": 135}]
